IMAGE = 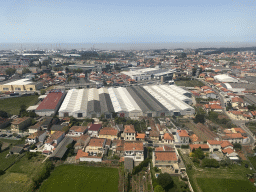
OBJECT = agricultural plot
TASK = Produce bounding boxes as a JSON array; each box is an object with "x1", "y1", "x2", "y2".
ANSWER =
[
  {"x1": 0, "y1": 95, "x2": 39, "y2": 115},
  {"x1": 0, "y1": 153, "x2": 45, "y2": 192},
  {"x1": 39, "y1": 165, "x2": 119, "y2": 192},
  {"x1": 197, "y1": 178, "x2": 255, "y2": 192}
]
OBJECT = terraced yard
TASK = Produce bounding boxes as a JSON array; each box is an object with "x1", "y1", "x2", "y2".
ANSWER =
[{"x1": 0, "y1": 153, "x2": 46, "y2": 192}]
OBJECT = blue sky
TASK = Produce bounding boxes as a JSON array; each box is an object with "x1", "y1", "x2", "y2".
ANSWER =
[{"x1": 0, "y1": 0, "x2": 256, "y2": 46}]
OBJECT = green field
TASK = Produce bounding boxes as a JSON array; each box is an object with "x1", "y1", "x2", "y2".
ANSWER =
[
  {"x1": 197, "y1": 178, "x2": 255, "y2": 192},
  {"x1": 39, "y1": 165, "x2": 119, "y2": 192},
  {"x1": 248, "y1": 156, "x2": 256, "y2": 170},
  {"x1": 0, "y1": 150, "x2": 20, "y2": 171},
  {"x1": 0, "y1": 95, "x2": 39, "y2": 115},
  {"x1": 175, "y1": 80, "x2": 204, "y2": 87},
  {"x1": 0, "y1": 153, "x2": 45, "y2": 192}
]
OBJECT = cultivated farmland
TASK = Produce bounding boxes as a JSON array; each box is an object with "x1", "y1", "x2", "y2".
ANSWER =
[{"x1": 39, "y1": 165, "x2": 119, "y2": 192}]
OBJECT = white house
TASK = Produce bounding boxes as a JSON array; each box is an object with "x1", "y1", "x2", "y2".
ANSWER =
[
  {"x1": 176, "y1": 130, "x2": 190, "y2": 145},
  {"x1": 124, "y1": 141, "x2": 144, "y2": 166},
  {"x1": 44, "y1": 131, "x2": 65, "y2": 152}
]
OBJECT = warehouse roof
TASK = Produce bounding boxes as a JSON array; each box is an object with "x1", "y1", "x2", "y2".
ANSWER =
[
  {"x1": 36, "y1": 91, "x2": 64, "y2": 110},
  {"x1": 50, "y1": 137, "x2": 73, "y2": 159}
]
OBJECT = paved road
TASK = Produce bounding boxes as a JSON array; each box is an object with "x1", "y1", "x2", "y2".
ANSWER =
[{"x1": 197, "y1": 78, "x2": 255, "y2": 145}]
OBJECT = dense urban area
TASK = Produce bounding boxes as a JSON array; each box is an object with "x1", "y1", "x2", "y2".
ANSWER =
[{"x1": 0, "y1": 47, "x2": 256, "y2": 192}]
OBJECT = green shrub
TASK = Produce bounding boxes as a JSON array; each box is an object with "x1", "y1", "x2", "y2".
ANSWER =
[{"x1": 202, "y1": 158, "x2": 219, "y2": 168}]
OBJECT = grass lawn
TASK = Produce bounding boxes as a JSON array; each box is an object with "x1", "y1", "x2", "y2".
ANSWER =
[
  {"x1": 39, "y1": 165, "x2": 119, "y2": 192},
  {"x1": 248, "y1": 156, "x2": 256, "y2": 170},
  {"x1": 175, "y1": 80, "x2": 204, "y2": 87},
  {"x1": 0, "y1": 95, "x2": 39, "y2": 115},
  {"x1": 0, "y1": 149, "x2": 19, "y2": 170},
  {"x1": 0, "y1": 153, "x2": 46, "y2": 192},
  {"x1": 197, "y1": 178, "x2": 255, "y2": 192}
]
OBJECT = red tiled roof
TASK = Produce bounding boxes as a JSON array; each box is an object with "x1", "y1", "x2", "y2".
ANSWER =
[
  {"x1": 124, "y1": 141, "x2": 143, "y2": 151},
  {"x1": 70, "y1": 126, "x2": 87, "y2": 133},
  {"x1": 136, "y1": 133, "x2": 146, "y2": 139},
  {"x1": 99, "y1": 127, "x2": 118, "y2": 136},
  {"x1": 190, "y1": 144, "x2": 209, "y2": 150},
  {"x1": 155, "y1": 151, "x2": 178, "y2": 161},
  {"x1": 155, "y1": 145, "x2": 174, "y2": 151},
  {"x1": 76, "y1": 149, "x2": 89, "y2": 160},
  {"x1": 177, "y1": 130, "x2": 189, "y2": 137},
  {"x1": 124, "y1": 125, "x2": 136, "y2": 133},
  {"x1": 36, "y1": 92, "x2": 64, "y2": 110},
  {"x1": 207, "y1": 140, "x2": 222, "y2": 145},
  {"x1": 163, "y1": 133, "x2": 174, "y2": 140},
  {"x1": 88, "y1": 138, "x2": 105, "y2": 147},
  {"x1": 89, "y1": 124, "x2": 102, "y2": 131},
  {"x1": 222, "y1": 148, "x2": 235, "y2": 154}
]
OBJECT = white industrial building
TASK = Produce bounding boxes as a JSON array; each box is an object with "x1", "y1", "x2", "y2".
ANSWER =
[
  {"x1": 214, "y1": 74, "x2": 238, "y2": 83},
  {"x1": 58, "y1": 85, "x2": 195, "y2": 118},
  {"x1": 143, "y1": 85, "x2": 194, "y2": 116},
  {"x1": 58, "y1": 89, "x2": 88, "y2": 118},
  {"x1": 121, "y1": 67, "x2": 174, "y2": 81}
]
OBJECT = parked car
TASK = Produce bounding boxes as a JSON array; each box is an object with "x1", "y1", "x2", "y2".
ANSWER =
[
  {"x1": 16, "y1": 135, "x2": 21, "y2": 138},
  {"x1": 1, "y1": 134, "x2": 7, "y2": 137},
  {"x1": 8, "y1": 134, "x2": 13, "y2": 137}
]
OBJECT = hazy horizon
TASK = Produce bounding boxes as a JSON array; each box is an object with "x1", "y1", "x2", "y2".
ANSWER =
[{"x1": 0, "y1": 42, "x2": 256, "y2": 51}]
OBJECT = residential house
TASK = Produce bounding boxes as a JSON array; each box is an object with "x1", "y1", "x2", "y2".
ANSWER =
[
  {"x1": 44, "y1": 131, "x2": 65, "y2": 152},
  {"x1": 152, "y1": 146, "x2": 179, "y2": 173},
  {"x1": 50, "y1": 125, "x2": 65, "y2": 134},
  {"x1": 124, "y1": 141, "x2": 144, "y2": 166},
  {"x1": 26, "y1": 130, "x2": 47, "y2": 144},
  {"x1": 149, "y1": 131, "x2": 160, "y2": 142},
  {"x1": 67, "y1": 126, "x2": 87, "y2": 137},
  {"x1": 136, "y1": 133, "x2": 146, "y2": 141},
  {"x1": 88, "y1": 124, "x2": 102, "y2": 137},
  {"x1": 41, "y1": 117, "x2": 52, "y2": 130},
  {"x1": 85, "y1": 138, "x2": 106, "y2": 155},
  {"x1": 28, "y1": 121, "x2": 43, "y2": 133},
  {"x1": 11, "y1": 117, "x2": 32, "y2": 133},
  {"x1": 189, "y1": 144, "x2": 209, "y2": 152},
  {"x1": 222, "y1": 133, "x2": 244, "y2": 144},
  {"x1": 74, "y1": 134, "x2": 90, "y2": 152},
  {"x1": 177, "y1": 130, "x2": 190, "y2": 145},
  {"x1": 124, "y1": 125, "x2": 136, "y2": 141},
  {"x1": 112, "y1": 139, "x2": 124, "y2": 154},
  {"x1": 231, "y1": 97, "x2": 244, "y2": 108},
  {"x1": 98, "y1": 127, "x2": 119, "y2": 140},
  {"x1": 0, "y1": 117, "x2": 11, "y2": 129},
  {"x1": 162, "y1": 133, "x2": 174, "y2": 144}
]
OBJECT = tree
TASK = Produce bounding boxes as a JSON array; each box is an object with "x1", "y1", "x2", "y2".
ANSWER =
[
  {"x1": 194, "y1": 114, "x2": 205, "y2": 124},
  {"x1": 154, "y1": 185, "x2": 165, "y2": 192},
  {"x1": 181, "y1": 52, "x2": 187, "y2": 58},
  {"x1": 0, "y1": 110, "x2": 8, "y2": 118},
  {"x1": 233, "y1": 143, "x2": 242, "y2": 150},
  {"x1": 40, "y1": 89, "x2": 46, "y2": 95},
  {"x1": 157, "y1": 173, "x2": 174, "y2": 191},
  {"x1": 5, "y1": 68, "x2": 16, "y2": 76},
  {"x1": 193, "y1": 148, "x2": 205, "y2": 160},
  {"x1": 0, "y1": 141, "x2": 2, "y2": 152},
  {"x1": 22, "y1": 68, "x2": 32, "y2": 74}
]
